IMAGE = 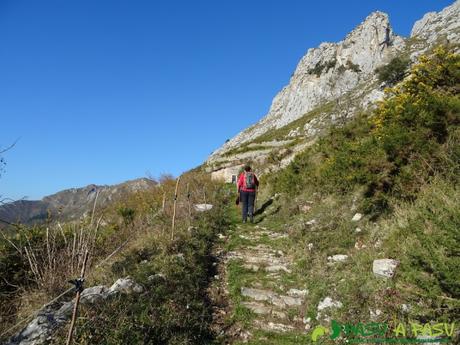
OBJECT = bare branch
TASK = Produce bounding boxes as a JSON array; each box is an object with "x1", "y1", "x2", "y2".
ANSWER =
[{"x1": 0, "y1": 138, "x2": 20, "y2": 155}]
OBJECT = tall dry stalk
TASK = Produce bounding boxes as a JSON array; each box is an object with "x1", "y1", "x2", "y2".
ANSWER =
[
  {"x1": 171, "y1": 177, "x2": 181, "y2": 241},
  {"x1": 21, "y1": 193, "x2": 102, "y2": 294}
]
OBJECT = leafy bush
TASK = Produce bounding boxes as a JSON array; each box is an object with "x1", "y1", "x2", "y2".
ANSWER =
[{"x1": 375, "y1": 56, "x2": 410, "y2": 85}]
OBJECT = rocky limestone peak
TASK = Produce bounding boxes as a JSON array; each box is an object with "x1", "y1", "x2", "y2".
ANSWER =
[
  {"x1": 299, "y1": 11, "x2": 396, "y2": 75},
  {"x1": 209, "y1": 11, "x2": 405, "y2": 160},
  {"x1": 410, "y1": 0, "x2": 460, "y2": 46}
]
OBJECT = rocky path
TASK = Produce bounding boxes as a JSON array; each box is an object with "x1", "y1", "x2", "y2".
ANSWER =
[{"x1": 210, "y1": 217, "x2": 310, "y2": 344}]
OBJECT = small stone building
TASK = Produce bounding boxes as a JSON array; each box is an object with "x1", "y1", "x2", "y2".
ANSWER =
[{"x1": 210, "y1": 166, "x2": 241, "y2": 184}]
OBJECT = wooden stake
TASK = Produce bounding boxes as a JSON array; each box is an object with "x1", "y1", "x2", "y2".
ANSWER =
[
  {"x1": 66, "y1": 250, "x2": 89, "y2": 345},
  {"x1": 171, "y1": 177, "x2": 181, "y2": 241},
  {"x1": 161, "y1": 191, "x2": 166, "y2": 213},
  {"x1": 186, "y1": 183, "x2": 192, "y2": 221}
]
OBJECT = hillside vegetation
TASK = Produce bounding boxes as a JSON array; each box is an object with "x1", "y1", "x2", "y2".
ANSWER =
[
  {"x1": 0, "y1": 172, "x2": 230, "y2": 344},
  {"x1": 271, "y1": 47, "x2": 459, "y2": 215}
]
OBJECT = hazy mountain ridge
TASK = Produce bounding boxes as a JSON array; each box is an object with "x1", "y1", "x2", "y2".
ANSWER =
[{"x1": 0, "y1": 178, "x2": 156, "y2": 226}]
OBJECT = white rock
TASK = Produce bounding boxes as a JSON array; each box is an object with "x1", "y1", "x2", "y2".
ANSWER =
[
  {"x1": 148, "y1": 273, "x2": 165, "y2": 282},
  {"x1": 81, "y1": 285, "x2": 109, "y2": 304},
  {"x1": 306, "y1": 219, "x2": 317, "y2": 226},
  {"x1": 370, "y1": 308, "x2": 383, "y2": 320},
  {"x1": 7, "y1": 277, "x2": 144, "y2": 345},
  {"x1": 401, "y1": 304, "x2": 411, "y2": 313},
  {"x1": 193, "y1": 203, "x2": 213, "y2": 212},
  {"x1": 317, "y1": 297, "x2": 343, "y2": 311},
  {"x1": 287, "y1": 288, "x2": 308, "y2": 297},
  {"x1": 109, "y1": 277, "x2": 144, "y2": 295},
  {"x1": 327, "y1": 254, "x2": 348, "y2": 263},
  {"x1": 307, "y1": 243, "x2": 314, "y2": 251},
  {"x1": 55, "y1": 301, "x2": 74, "y2": 319},
  {"x1": 355, "y1": 227, "x2": 362, "y2": 233},
  {"x1": 351, "y1": 213, "x2": 363, "y2": 221},
  {"x1": 373, "y1": 259, "x2": 399, "y2": 278}
]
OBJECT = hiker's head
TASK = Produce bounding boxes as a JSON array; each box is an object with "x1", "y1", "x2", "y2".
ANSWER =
[{"x1": 244, "y1": 165, "x2": 252, "y2": 172}]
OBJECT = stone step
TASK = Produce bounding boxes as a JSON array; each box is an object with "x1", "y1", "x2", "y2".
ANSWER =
[
  {"x1": 241, "y1": 302, "x2": 288, "y2": 320},
  {"x1": 227, "y1": 249, "x2": 289, "y2": 268},
  {"x1": 239, "y1": 230, "x2": 288, "y2": 241},
  {"x1": 241, "y1": 287, "x2": 275, "y2": 301},
  {"x1": 253, "y1": 320, "x2": 296, "y2": 333},
  {"x1": 241, "y1": 287, "x2": 303, "y2": 309},
  {"x1": 241, "y1": 263, "x2": 291, "y2": 273},
  {"x1": 241, "y1": 301, "x2": 271, "y2": 315}
]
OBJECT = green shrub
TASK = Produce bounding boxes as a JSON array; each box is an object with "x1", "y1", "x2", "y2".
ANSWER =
[
  {"x1": 346, "y1": 60, "x2": 361, "y2": 73},
  {"x1": 375, "y1": 56, "x2": 410, "y2": 85},
  {"x1": 308, "y1": 59, "x2": 337, "y2": 76},
  {"x1": 117, "y1": 206, "x2": 136, "y2": 225}
]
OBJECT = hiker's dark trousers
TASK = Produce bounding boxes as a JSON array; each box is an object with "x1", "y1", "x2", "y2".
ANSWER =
[{"x1": 240, "y1": 190, "x2": 256, "y2": 222}]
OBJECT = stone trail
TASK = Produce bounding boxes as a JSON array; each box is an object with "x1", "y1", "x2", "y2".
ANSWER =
[{"x1": 211, "y1": 224, "x2": 310, "y2": 341}]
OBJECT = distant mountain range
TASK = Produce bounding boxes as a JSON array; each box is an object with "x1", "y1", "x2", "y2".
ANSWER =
[{"x1": 0, "y1": 178, "x2": 156, "y2": 227}]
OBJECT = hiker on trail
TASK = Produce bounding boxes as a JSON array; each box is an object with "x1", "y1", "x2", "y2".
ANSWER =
[{"x1": 237, "y1": 165, "x2": 259, "y2": 223}]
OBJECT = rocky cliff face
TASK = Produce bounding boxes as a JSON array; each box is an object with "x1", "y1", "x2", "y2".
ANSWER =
[
  {"x1": 0, "y1": 178, "x2": 156, "y2": 226},
  {"x1": 207, "y1": 1, "x2": 460, "y2": 175},
  {"x1": 411, "y1": 0, "x2": 460, "y2": 45}
]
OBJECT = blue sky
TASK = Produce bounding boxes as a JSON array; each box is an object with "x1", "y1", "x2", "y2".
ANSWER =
[{"x1": 0, "y1": 0, "x2": 453, "y2": 200}]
